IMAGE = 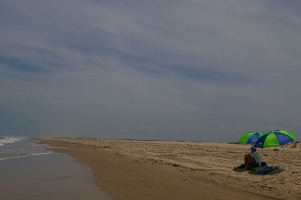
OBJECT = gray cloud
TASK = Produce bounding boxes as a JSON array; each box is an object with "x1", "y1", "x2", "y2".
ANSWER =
[{"x1": 0, "y1": 0, "x2": 300, "y2": 141}]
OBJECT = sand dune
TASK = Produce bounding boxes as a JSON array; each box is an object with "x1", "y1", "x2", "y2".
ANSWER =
[{"x1": 40, "y1": 138, "x2": 301, "y2": 200}]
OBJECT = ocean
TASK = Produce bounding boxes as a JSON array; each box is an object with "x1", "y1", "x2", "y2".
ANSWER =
[
  {"x1": 0, "y1": 136, "x2": 111, "y2": 200},
  {"x1": 0, "y1": 136, "x2": 52, "y2": 161}
]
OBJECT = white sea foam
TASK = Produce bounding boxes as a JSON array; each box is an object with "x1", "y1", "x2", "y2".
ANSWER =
[
  {"x1": 0, "y1": 136, "x2": 25, "y2": 146},
  {"x1": 0, "y1": 151, "x2": 52, "y2": 161}
]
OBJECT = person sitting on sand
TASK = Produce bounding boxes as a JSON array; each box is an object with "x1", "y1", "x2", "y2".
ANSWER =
[{"x1": 244, "y1": 146, "x2": 261, "y2": 169}]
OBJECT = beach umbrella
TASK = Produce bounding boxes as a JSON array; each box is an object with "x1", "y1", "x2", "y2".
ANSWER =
[
  {"x1": 238, "y1": 131, "x2": 265, "y2": 145},
  {"x1": 254, "y1": 130, "x2": 296, "y2": 148},
  {"x1": 254, "y1": 130, "x2": 296, "y2": 165}
]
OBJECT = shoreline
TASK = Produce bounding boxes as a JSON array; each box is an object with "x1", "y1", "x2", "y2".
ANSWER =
[
  {"x1": 39, "y1": 137, "x2": 301, "y2": 200},
  {"x1": 0, "y1": 151, "x2": 111, "y2": 200}
]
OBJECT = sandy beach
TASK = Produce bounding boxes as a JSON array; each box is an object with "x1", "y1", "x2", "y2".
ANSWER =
[{"x1": 39, "y1": 138, "x2": 301, "y2": 200}]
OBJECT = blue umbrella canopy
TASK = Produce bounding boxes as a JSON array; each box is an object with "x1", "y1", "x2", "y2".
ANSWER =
[
  {"x1": 254, "y1": 130, "x2": 296, "y2": 148},
  {"x1": 238, "y1": 131, "x2": 265, "y2": 145}
]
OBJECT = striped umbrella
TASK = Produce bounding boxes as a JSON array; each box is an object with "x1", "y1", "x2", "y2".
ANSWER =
[
  {"x1": 238, "y1": 131, "x2": 265, "y2": 145},
  {"x1": 254, "y1": 130, "x2": 296, "y2": 165},
  {"x1": 254, "y1": 130, "x2": 296, "y2": 148}
]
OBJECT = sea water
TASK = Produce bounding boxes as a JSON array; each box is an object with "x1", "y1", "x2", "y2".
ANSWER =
[
  {"x1": 0, "y1": 136, "x2": 52, "y2": 161},
  {"x1": 0, "y1": 136, "x2": 112, "y2": 200}
]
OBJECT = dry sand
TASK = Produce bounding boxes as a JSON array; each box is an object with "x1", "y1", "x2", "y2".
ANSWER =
[{"x1": 39, "y1": 138, "x2": 301, "y2": 200}]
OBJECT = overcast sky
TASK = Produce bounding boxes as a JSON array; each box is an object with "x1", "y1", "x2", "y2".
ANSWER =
[{"x1": 1, "y1": 0, "x2": 300, "y2": 142}]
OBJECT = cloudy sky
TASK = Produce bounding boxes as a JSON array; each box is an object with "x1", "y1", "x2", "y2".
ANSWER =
[{"x1": 1, "y1": 0, "x2": 300, "y2": 142}]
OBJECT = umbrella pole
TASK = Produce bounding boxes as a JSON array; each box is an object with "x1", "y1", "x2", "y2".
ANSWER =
[{"x1": 275, "y1": 147, "x2": 280, "y2": 166}]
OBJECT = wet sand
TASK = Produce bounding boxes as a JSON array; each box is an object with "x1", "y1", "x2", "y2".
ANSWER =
[
  {"x1": 0, "y1": 152, "x2": 111, "y2": 200},
  {"x1": 40, "y1": 138, "x2": 301, "y2": 200}
]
